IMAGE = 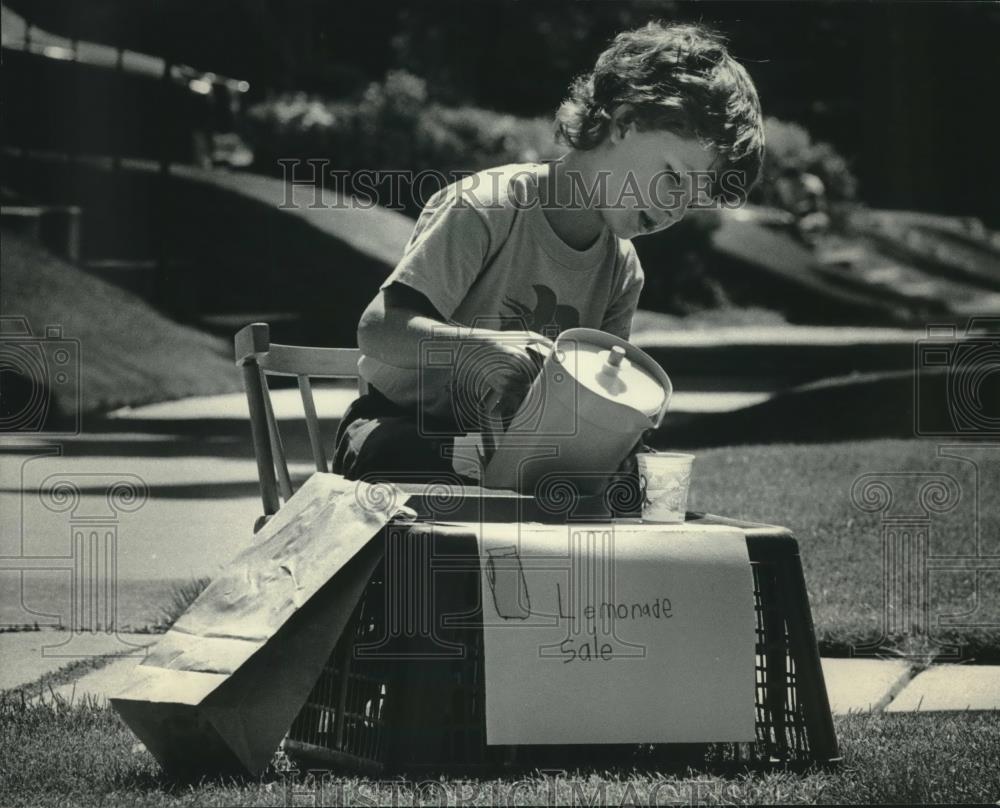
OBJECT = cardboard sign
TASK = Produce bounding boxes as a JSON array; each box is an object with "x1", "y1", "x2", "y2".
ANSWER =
[{"x1": 478, "y1": 523, "x2": 756, "y2": 745}]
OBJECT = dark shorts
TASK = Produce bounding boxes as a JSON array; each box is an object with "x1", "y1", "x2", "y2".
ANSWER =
[{"x1": 332, "y1": 387, "x2": 476, "y2": 483}]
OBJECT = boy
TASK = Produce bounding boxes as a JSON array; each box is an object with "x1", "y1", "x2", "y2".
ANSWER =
[{"x1": 333, "y1": 21, "x2": 764, "y2": 482}]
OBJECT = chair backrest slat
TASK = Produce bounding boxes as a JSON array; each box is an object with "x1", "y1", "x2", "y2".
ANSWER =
[
  {"x1": 297, "y1": 375, "x2": 328, "y2": 473},
  {"x1": 240, "y1": 360, "x2": 280, "y2": 517},
  {"x1": 257, "y1": 343, "x2": 362, "y2": 378},
  {"x1": 235, "y1": 322, "x2": 365, "y2": 528},
  {"x1": 260, "y1": 366, "x2": 294, "y2": 502}
]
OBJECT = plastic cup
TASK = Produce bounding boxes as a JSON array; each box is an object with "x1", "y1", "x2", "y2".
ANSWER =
[{"x1": 635, "y1": 452, "x2": 695, "y2": 523}]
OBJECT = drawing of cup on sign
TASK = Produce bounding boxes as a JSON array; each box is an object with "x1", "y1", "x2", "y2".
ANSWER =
[{"x1": 486, "y1": 546, "x2": 531, "y2": 620}]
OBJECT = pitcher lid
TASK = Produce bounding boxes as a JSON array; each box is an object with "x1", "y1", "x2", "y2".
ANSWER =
[{"x1": 556, "y1": 339, "x2": 666, "y2": 418}]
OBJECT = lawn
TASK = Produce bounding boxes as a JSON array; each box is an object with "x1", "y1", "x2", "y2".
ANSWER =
[
  {"x1": 1, "y1": 696, "x2": 997, "y2": 806},
  {"x1": 0, "y1": 230, "x2": 242, "y2": 417},
  {"x1": 687, "y1": 439, "x2": 1000, "y2": 661}
]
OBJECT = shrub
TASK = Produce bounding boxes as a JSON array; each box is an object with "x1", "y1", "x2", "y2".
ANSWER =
[
  {"x1": 753, "y1": 116, "x2": 859, "y2": 210},
  {"x1": 243, "y1": 75, "x2": 857, "y2": 218},
  {"x1": 241, "y1": 71, "x2": 560, "y2": 215}
]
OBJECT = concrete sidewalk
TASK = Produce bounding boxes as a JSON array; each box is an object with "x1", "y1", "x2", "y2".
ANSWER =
[{"x1": 0, "y1": 631, "x2": 157, "y2": 692}]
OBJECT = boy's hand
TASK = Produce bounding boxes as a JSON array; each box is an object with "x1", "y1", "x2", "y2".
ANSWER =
[
  {"x1": 466, "y1": 331, "x2": 554, "y2": 421},
  {"x1": 358, "y1": 284, "x2": 558, "y2": 427}
]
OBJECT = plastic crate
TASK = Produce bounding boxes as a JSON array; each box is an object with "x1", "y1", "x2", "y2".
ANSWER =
[{"x1": 285, "y1": 513, "x2": 839, "y2": 773}]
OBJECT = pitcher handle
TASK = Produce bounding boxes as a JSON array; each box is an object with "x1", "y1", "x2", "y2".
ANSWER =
[
  {"x1": 477, "y1": 387, "x2": 504, "y2": 468},
  {"x1": 651, "y1": 378, "x2": 673, "y2": 429}
]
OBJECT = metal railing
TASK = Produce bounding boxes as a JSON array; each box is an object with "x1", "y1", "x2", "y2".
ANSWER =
[{"x1": 0, "y1": 3, "x2": 252, "y2": 310}]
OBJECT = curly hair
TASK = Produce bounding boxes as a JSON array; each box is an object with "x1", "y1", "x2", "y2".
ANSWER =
[{"x1": 555, "y1": 21, "x2": 764, "y2": 200}]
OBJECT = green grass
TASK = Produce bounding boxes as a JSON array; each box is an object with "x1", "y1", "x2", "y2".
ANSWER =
[
  {"x1": 0, "y1": 229, "x2": 242, "y2": 415},
  {"x1": 151, "y1": 577, "x2": 213, "y2": 632},
  {"x1": 685, "y1": 439, "x2": 999, "y2": 660},
  {"x1": 1, "y1": 697, "x2": 997, "y2": 806}
]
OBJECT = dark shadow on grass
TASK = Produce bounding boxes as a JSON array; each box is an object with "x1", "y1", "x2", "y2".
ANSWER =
[
  {"x1": 43, "y1": 415, "x2": 346, "y2": 461},
  {"x1": 54, "y1": 438, "x2": 255, "y2": 459},
  {"x1": 285, "y1": 743, "x2": 828, "y2": 782},
  {"x1": 653, "y1": 367, "x2": 960, "y2": 448},
  {"x1": 85, "y1": 417, "x2": 255, "y2": 437},
  {"x1": 0, "y1": 480, "x2": 273, "y2": 499}
]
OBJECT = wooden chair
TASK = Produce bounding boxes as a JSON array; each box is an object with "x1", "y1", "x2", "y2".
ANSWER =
[{"x1": 235, "y1": 322, "x2": 368, "y2": 531}]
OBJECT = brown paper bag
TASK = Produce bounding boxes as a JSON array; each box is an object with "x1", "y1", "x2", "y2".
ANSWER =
[{"x1": 111, "y1": 474, "x2": 412, "y2": 777}]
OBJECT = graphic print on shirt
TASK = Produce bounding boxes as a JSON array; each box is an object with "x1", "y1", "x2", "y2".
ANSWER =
[{"x1": 499, "y1": 284, "x2": 580, "y2": 338}]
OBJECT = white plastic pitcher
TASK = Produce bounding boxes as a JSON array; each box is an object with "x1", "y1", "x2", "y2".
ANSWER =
[{"x1": 482, "y1": 328, "x2": 672, "y2": 494}]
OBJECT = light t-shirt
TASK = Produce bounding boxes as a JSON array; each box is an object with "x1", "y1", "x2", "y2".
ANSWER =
[{"x1": 358, "y1": 162, "x2": 645, "y2": 419}]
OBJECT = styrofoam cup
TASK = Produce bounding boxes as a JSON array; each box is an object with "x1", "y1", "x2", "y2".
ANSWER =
[{"x1": 635, "y1": 452, "x2": 695, "y2": 523}]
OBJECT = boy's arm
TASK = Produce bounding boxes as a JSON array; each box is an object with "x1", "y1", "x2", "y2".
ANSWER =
[
  {"x1": 358, "y1": 282, "x2": 552, "y2": 415},
  {"x1": 358, "y1": 178, "x2": 552, "y2": 414},
  {"x1": 601, "y1": 251, "x2": 644, "y2": 341}
]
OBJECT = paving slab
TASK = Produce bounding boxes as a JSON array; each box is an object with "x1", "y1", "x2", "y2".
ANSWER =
[
  {"x1": 0, "y1": 631, "x2": 157, "y2": 691},
  {"x1": 820, "y1": 658, "x2": 914, "y2": 714},
  {"x1": 885, "y1": 664, "x2": 1000, "y2": 712}
]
